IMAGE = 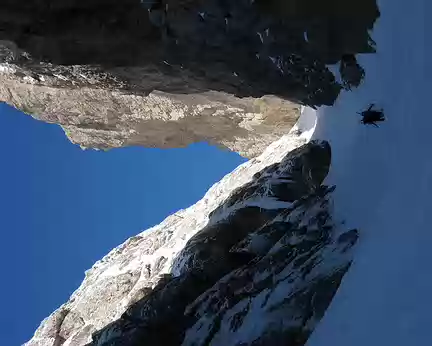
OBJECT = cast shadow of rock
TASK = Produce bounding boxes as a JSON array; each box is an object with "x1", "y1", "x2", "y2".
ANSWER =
[{"x1": 89, "y1": 140, "x2": 359, "y2": 346}]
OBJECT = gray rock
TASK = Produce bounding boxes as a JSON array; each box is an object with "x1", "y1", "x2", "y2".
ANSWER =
[
  {"x1": 0, "y1": 65, "x2": 300, "y2": 157},
  {"x1": 0, "y1": 0, "x2": 379, "y2": 157},
  {"x1": 88, "y1": 141, "x2": 357, "y2": 346},
  {"x1": 25, "y1": 138, "x2": 358, "y2": 346}
]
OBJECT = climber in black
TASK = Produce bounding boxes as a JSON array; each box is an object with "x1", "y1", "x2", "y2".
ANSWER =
[{"x1": 358, "y1": 103, "x2": 385, "y2": 127}]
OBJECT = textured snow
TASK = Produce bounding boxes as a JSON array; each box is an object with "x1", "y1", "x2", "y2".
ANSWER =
[
  {"x1": 308, "y1": 0, "x2": 431, "y2": 345},
  {"x1": 0, "y1": 63, "x2": 16, "y2": 74},
  {"x1": 207, "y1": 290, "x2": 272, "y2": 346}
]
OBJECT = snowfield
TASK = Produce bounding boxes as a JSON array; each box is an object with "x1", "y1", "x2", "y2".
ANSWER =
[{"x1": 308, "y1": 0, "x2": 431, "y2": 345}]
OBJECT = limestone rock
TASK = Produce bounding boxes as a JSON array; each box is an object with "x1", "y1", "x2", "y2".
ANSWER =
[
  {"x1": 0, "y1": 0, "x2": 379, "y2": 157},
  {"x1": 0, "y1": 68, "x2": 299, "y2": 157}
]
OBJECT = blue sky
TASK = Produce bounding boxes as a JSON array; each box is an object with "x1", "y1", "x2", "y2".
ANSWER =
[{"x1": 0, "y1": 103, "x2": 246, "y2": 345}]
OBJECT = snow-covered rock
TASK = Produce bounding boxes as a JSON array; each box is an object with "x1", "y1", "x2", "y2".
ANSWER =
[
  {"x1": 87, "y1": 139, "x2": 358, "y2": 346},
  {"x1": 26, "y1": 109, "x2": 357, "y2": 345}
]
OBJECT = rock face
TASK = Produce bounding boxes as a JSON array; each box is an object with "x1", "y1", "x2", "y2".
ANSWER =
[
  {"x1": 9, "y1": 1, "x2": 381, "y2": 344},
  {"x1": 0, "y1": 0, "x2": 379, "y2": 157},
  {"x1": 0, "y1": 62, "x2": 300, "y2": 157},
  {"x1": 26, "y1": 122, "x2": 358, "y2": 345}
]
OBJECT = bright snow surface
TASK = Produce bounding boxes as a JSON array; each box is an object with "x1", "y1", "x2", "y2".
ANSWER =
[{"x1": 307, "y1": 0, "x2": 431, "y2": 345}]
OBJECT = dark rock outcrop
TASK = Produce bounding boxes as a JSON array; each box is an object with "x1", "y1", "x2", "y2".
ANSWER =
[
  {"x1": 25, "y1": 132, "x2": 359, "y2": 346},
  {"x1": 0, "y1": 0, "x2": 379, "y2": 156},
  {"x1": 27, "y1": 129, "x2": 315, "y2": 346},
  {"x1": 87, "y1": 140, "x2": 358, "y2": 346},
  {"x1": 0, "y1": 0, "x2": 379, "y2": 100},
  {"x1": 339, "y1": 54, "x2": 365, "y2": 90}
]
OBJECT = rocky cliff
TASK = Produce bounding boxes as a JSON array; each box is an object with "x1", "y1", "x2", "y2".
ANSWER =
[
  {"x1": 7, "y1": 1, "x2": 382, "y2": 344},
  {"x1": 26, "y1": 114, "x2": 358, "y2": 346},
  {"x1": 0, "y1": 0, "x2": 379, "y2": 157}
]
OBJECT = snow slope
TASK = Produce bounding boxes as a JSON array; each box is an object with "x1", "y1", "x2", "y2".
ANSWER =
[{"x1": 308, "y1": 0, "x2": 431, "y2": 344}]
